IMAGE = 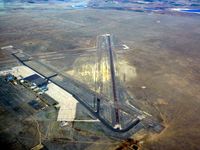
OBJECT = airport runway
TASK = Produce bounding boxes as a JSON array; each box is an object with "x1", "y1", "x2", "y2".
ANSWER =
[{"x1": 0, "y1": 46, "x2": 96, "y2": 67}]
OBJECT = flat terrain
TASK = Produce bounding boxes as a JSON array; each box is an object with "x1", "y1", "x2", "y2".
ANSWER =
[{"x1": 0, "y1": 5, "x2": 200, "y2": 150}]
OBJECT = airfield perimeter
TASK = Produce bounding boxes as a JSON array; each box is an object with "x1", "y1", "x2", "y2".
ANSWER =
[{"x1": 0, "y1": 5, "x2": 200, "y2": 150}]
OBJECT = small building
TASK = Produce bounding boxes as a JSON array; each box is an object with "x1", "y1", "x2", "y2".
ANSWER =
[
  {"x1": 5, "y1": 73, "x2": 15, "y2": 82},
  {"x1": 39, "y1": 93, "x2": 58, "y2": 106},
  {"x1": 28, "y1": 100, "x2": 45, "y2": 110}
]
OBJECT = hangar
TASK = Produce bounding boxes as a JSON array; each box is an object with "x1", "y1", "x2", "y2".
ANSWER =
[{"x1": 24, "y1": 74, "x2": 48, "y2": 89}]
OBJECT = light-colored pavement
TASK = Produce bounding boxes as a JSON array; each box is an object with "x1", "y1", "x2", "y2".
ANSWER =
[
  {"x1": 1, "y1": 65, "x2": 78, "y2": 122},
  {"x1": 46, "y1": 82, "x2": 78, "y2": 121}
]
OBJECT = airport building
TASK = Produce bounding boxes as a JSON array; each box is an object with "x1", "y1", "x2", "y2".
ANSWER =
[{"x1": 23, "y1": 74, "x2": 48, "y2": 92}]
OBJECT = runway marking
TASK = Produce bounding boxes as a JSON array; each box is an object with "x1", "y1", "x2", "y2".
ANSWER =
[
  {"x1": 1, "y1": 45, "x2": 13, "y2": 50},
  {"x1": 41, "y1": 56, "x2": 65, "y2": 60},
  {"x1": 38, "y1": 53, "x2": 64, "y2": 58},
  {"x1": 33, "y1": 52, "x2": 57, "y2": 56},
  {"x1": 122, "y1": 44, "x2": 129, "y2": 50},
  {"x1": 0, "y1": 59, "x2": 16, "y2": 64},
  {"x1": 72, "y1": 119, "x2": 100, "y2": 122}
]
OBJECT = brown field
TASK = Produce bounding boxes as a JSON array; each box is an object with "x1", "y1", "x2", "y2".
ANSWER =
[{"x1": 0, "y1": 6, "x2": 200, "y2": 150}]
